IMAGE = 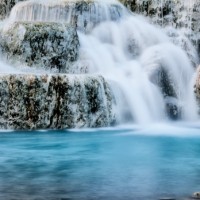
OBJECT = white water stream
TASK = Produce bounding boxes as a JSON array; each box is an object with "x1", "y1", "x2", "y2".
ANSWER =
[{"x1": 78, "y1": 15, "x2": 199, "y2": 124}]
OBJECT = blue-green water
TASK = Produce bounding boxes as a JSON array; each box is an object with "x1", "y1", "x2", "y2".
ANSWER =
[{"x1": 1, "y1": 124, "x2": 200, "y2": 200}]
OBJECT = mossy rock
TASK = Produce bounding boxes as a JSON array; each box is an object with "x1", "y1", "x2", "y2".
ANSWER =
[
  {"x1": 0, "y1": 22, "x2": 79, "y2": 72},
  {"x1": 0, "y1": 74, "x2": 116, "y2": 130}
]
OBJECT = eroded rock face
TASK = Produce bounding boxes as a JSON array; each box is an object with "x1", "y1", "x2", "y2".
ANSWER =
[
  {"x1": 0, "y1": 22, "x2": 79, "y2": 72},
  {"x1": 0, "y1": 74, "x2": 116, "y2": 130}
]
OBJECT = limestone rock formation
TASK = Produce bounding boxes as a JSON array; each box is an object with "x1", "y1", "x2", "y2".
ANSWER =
[
  {"x1": 0, "y1": 22, "x2": 79, "y2": 72},
  {"x1": 0, "y1": 74, "x2": 116, "y2": 130}
]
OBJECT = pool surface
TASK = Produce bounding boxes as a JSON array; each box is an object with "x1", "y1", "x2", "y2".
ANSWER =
[{"x1": 0, "y1": 124, "x2": 200, "y2": 200}]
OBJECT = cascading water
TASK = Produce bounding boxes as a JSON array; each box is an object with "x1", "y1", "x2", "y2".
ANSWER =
[
  {"x1": 8, "y1": 0, "x2": 127, "y2": 31},
  {"x1": 0, "y1": 0, "x2": 199, "y2": 128},
  {"x1": 77, "y1": 15, "x2": 199, "y2": 124}
]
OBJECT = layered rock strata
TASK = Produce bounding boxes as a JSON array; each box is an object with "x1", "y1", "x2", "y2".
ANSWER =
[{"x1": 0, "y1": 74, "x2": 115, "y2": 130}]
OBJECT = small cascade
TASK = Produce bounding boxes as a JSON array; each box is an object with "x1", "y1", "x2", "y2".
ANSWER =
[{"x1": 8, "y1": 0, "x2": 127, "y2": 31}]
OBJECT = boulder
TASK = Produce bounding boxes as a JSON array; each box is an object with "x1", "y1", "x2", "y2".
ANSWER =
[
  {"x1": 149, "y1": 66, "x2": 176, "y2": 98},
  {"x1": 0, "y1": 22, "x2": 79, "y2": 72},
  {"x1": 192, "y1": 192, "x2": 200, "y2": 199},
  {"x1": 148, "y1": 66, "x2": 182, "y2": 119},
  {"x1": 0, "y1": 74, "x2": 116, "y2": 130}
]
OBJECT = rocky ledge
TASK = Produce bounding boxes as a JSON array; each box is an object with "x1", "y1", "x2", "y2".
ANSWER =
[
  {"x1": 0, "y1": 74, "x2": 115, "y2": 130},
  {"x1": 0, "y1": 22, "x2": 79, "y2": 72}
]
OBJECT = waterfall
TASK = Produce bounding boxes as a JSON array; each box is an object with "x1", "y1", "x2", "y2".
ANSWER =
[
  {"x1": 0, "y1": 0, "x2": 199, "y2": 128},
  {"x1": 8, "y1": 0, "x2": 127, "y2": 31},
  {"x1": 77, "y1": 14, "x2": 199, "y2": 124}
]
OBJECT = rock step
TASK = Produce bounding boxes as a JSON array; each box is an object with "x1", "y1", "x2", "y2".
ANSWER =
[
  {"x1": 0, "y1": 22, "x2": 80, "y2": 72},
  {"x1": 0, "y1": 74, "x2": 115, "y2": 130}
]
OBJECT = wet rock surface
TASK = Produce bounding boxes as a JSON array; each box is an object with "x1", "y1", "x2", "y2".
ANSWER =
[
  {"x1": 0, "y1": 74, "x2": 115, "y2": 130},
  {"x1": 194, "y1": 66, "x2": 200, "y2": 109},
  {"x1": 0, "y1": 22, "x2": 79, "y2": 72},
  {"x1": 148, "y1": 66, "x2": 182, "y2": 120},
  {"x1": 192, "y1": 192, "x2": 200, "y2": 199},
  {"x1": 121, "y1": 0, "x2": 199, "y2": 29}
]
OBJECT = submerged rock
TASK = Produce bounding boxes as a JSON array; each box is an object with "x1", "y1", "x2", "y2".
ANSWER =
[
  {"x1": 192, "y1": 192, "x2": 200, "y2": 199},
  {"x1": 0, "y1": 74, "x2": 116, "y2": 130},
  {"x1": 165, "y1": 97, "x2": 181, "y2": 120},
  {"x1": 0, "y1": 22, "x2": 79, "y2": 72}
]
